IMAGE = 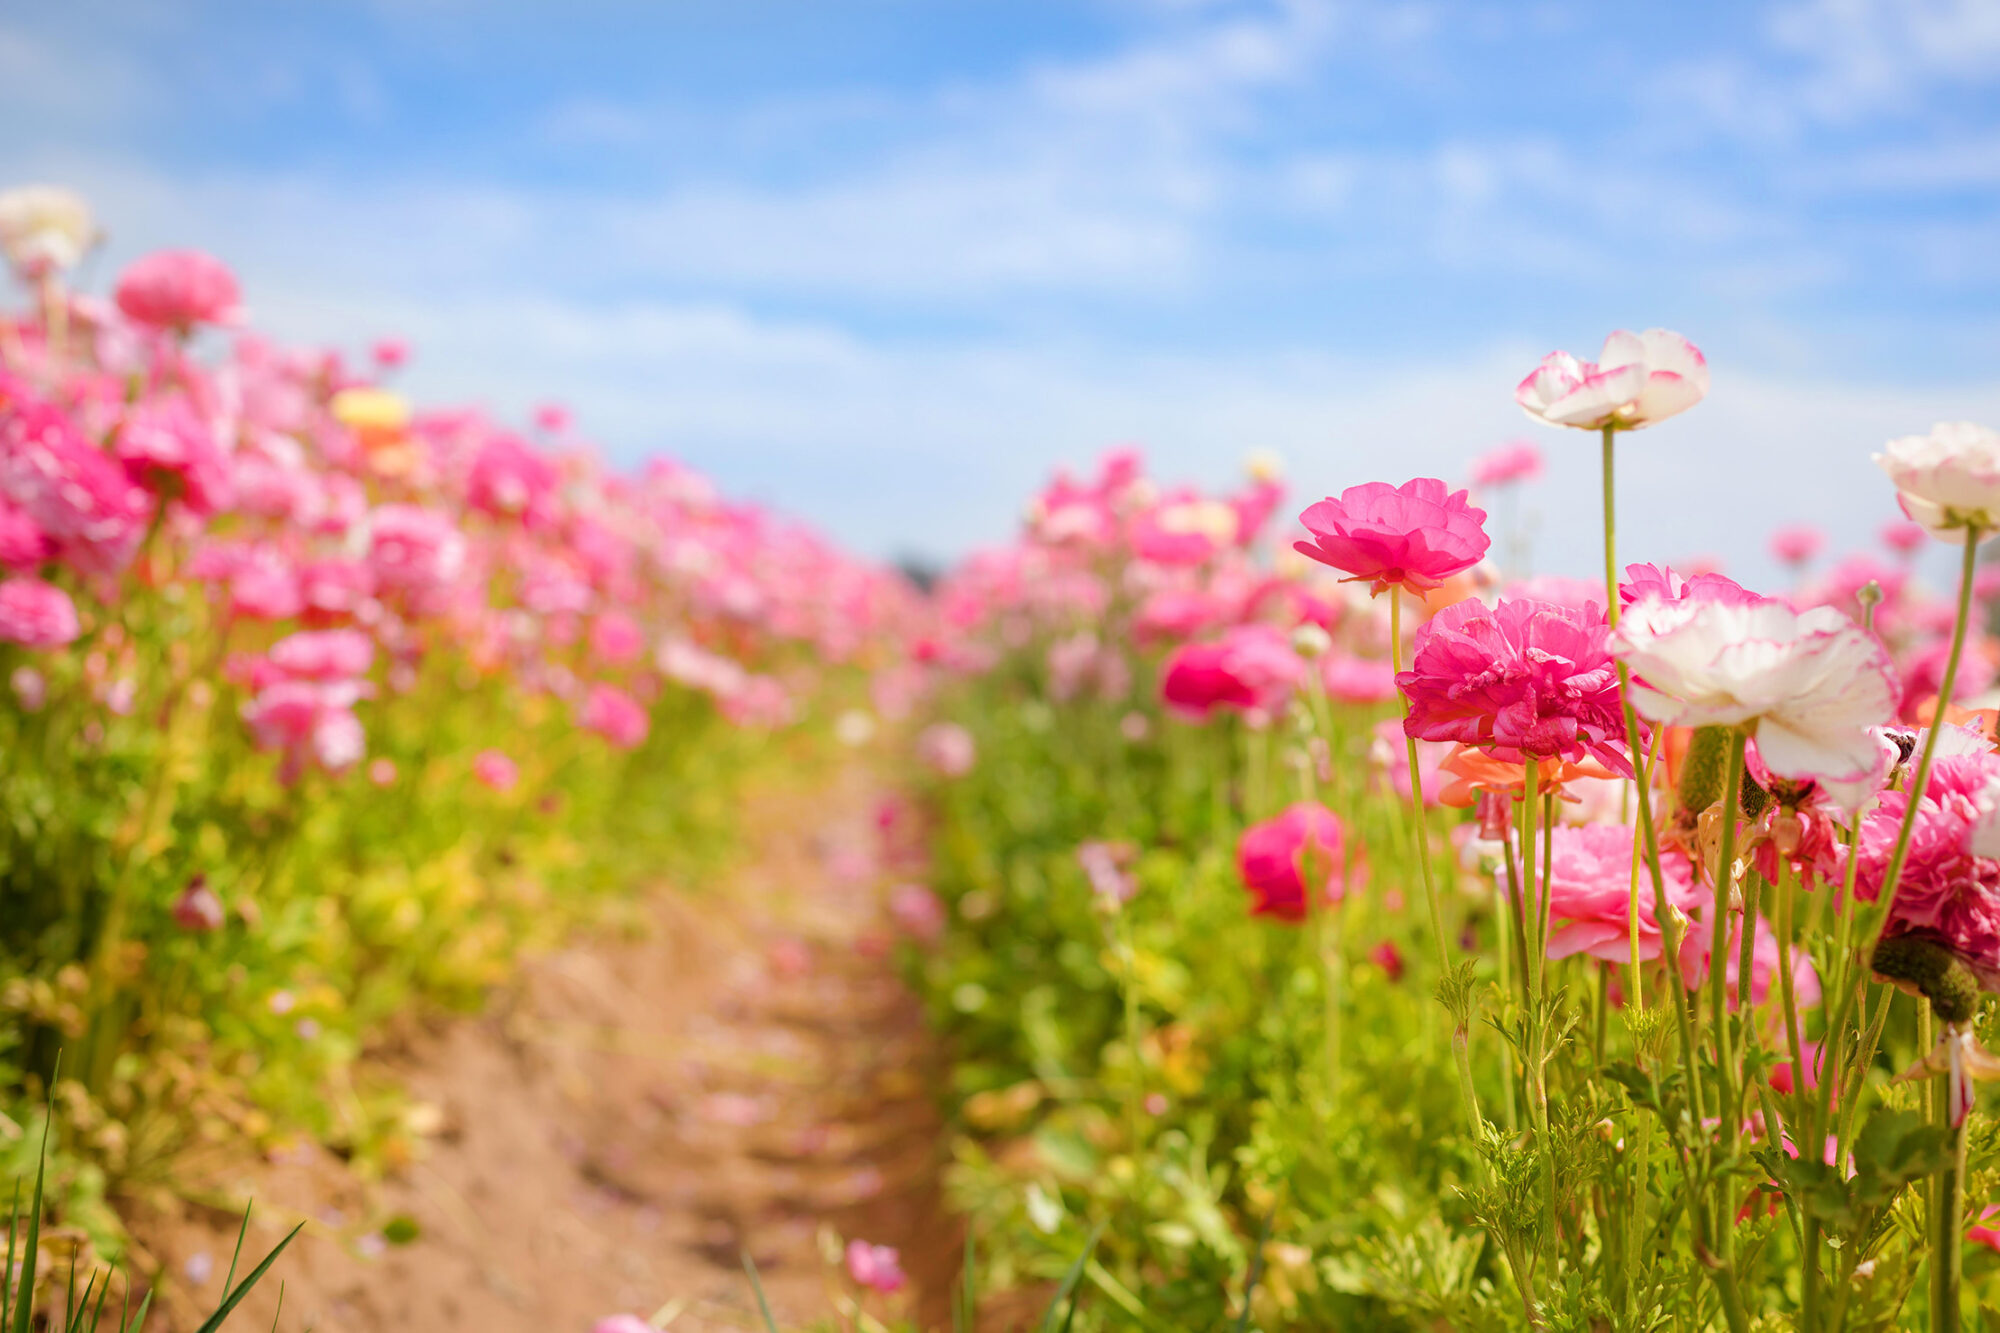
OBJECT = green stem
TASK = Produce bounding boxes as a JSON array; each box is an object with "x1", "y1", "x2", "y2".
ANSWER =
[
  {"x1": 1936, "y1": 1101, "x2": 1968, "y2": 1333},
  {"x1": 1708, "y1": 730, "x2": 1748, "y2": 1309}
]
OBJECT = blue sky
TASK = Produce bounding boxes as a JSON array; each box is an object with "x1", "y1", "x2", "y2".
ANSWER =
[{"x1": 7, "y1": 0, "x2": 2000, "y2": 586}]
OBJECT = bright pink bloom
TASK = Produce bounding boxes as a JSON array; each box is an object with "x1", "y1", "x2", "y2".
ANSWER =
[
  {"x1": 472, "y1": 749, "x2": 519, "y2": 792},
  {"x1": 1618, "y1": 562, "x2": 1765, "y2": 610},
  {"x1": 1160, "y1": 623, "x2": 1303, "y2": 720},
  {"x1": 298, "y1": 557, "x2": 375, "y2": 621},
  {"x1": 588, "y1": 610, "x2": 644, "y2": 665},
  {"x1": 116, "y1": 396, "x2": 234, "y2": 516},
  {"x1": 0, "y1": 495, "x2": 50, "y2": 572},
  {"x1": 1515, "y1": 329, "x2": 1708, "y2": 431},
  {"x1": 367, "y1": 505, "x2": 466, "y2": 599},
  {"x1": 241, "y1": 680, "x2": 367, "y2": 784},
  {"x1": 533, "y1": 403, "x2": 571, "y2": 434},
  {"x1": 1882, "y1": 519, "x2": 1928, "y2": 556},
  {"x1": 0, "y1": 576, "x2": 79, "y2": 647},
  {"x1": 1369, "y1": 939, "x2": 1406, "y2": 982},
  {"x1": 1470, "y1": 440, "x2": 1543, "y2": 488},
  {"x1": 1542, "y1": 824, "x2": 1703, "y2": 963},
  {"x1": 580, "y1": 683, "x2": 649, "y2": 749},
  {"x1": 1397, "y1": 597, "x2": 1632, "y2": 775},
  {"x1": 371, "y1": 337, "x2": 409, "y2": 369},
  {"x1": 1850, "y1": 752, "x2": 2000, "y2": 985},
  {"x1": 845, "y1": 1240, "x2": 906, "y2": 1294},
  {"x1": 591, "y1": 1318, "x2": 654, "y2": 1333},
  {"x1": 1132, "y1": 588, "x2": 1220, "y2": 643},
  {"x1": 466, "y1": 434, "x2": 560, "y2": 529},
  {"x1": 1295, "y1": 479, "x2": 1489, "y2": 595},
  {"x1": 1321, "y1": 652, "x2": 1397, "y2": 705},
  {"x1": 1236, "y1": 802, "x2": 1351, "y2": 922},
  {"x1": 1769, "y1": 524, "x2": 1825, "y2": 567},
  {"x1": 113, "y1": 249, "x2": 242, "y2": 332},
  {"x1": 0, "y1": 392, "x2": 151, "y2": 575},
  {"x1": 267, "y1": 628, "x2": 373, "y2": 681}
]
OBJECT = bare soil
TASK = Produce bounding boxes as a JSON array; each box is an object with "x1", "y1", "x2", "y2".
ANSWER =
[{"x1": 124, "y1": 765, "x2": 959, "y2": 1332}]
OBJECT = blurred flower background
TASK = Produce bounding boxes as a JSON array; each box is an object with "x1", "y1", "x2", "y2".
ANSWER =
[{"x1": 5, "y1": 0, "x2": 1998, "y2": 582}]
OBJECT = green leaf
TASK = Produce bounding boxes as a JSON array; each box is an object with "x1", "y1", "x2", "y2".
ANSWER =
[
  {"x1": 739, "y1": 1252, "x2": 780, "y2": 1333},
  {"x1": 192, "y1": 1220, "x2": 303, "y2": 1333},
  {"x1": 1037, "y1": 1222, "x2": 1103, "y2": 1333}
]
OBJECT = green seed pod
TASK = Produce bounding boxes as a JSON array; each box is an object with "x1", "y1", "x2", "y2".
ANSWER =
[
  {"x1": 1679, "y1": 725, "x2": 1730, "y2": 813},
  {"x1": 1738, "y1": 766, "x2": 1769, "y2": 820},
  {"x1": 1871, "y1": 935, "x2": 1982, "y2": 1024}
]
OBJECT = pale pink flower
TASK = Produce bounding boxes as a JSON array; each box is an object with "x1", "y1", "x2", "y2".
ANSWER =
[
  {"x1": 588, "y1": 610, "x2": 644, "y2": 665},
  {"x1": 1542, "y1": 824, "x2": 1703, "y2": 963},
  {"x1": 591, "y1": 1317, "x2": 654, "y2": 1333},
  {"x1": 845, "y1": 1240, "x2": 906, "y2": 1294},
  {"x1": 472, "y1": 749, "x2": 519, "y2": 792},
  {"x1": 242, "y1": 680, "x2": 367, "y2": 784},
  {"x1": 580, "y1": 683, "x2": 649, "y2": 749},
  {"x1": 0, "y1": 576, "x2": 79, "y2": 647},
  {"x1": 367, "y1": 757, "x2": 398, "y2": 787},
  {"x1": 1618, "y1": 562, "x2": 1765, "y2": 610},
  {"x1": 1882, "y1": 519, "x2": 1928, "y2": 556},
  {"x1": 888, "y1": 884, "x2": 946, "y2": 942},
  {"x1": 1769, "y1": 524, "x2": 1825, "y2": 567},
  {"x1": 916, "y1": 721, "x2": 977, "y2": 776},
  {"x1": 114, "y1": 249, "x2": 242, "y2": 332},
  {"x1": 1875, "y1": 422, "x2": 2000, "y2": 542},
  {"x1": 1131, "y1": 490, "x2": 1239, "y2": 566},
  {"x1": 1470, "y1": 440, "x2": 1543, "y2": 488},
  {"x1": 1078, "y1": 840, "x2": 1139, "y2": 904},
  {"x1": 367, "y1": 504, "x2": 467, "y2": 598},
  {"x1": 1398, "y1": 597, "x2": 1631, "y2": 774},
  {"x1": 1613, "y1": 597, "x2": 1897, "y2": 809},
  {"x1": 11, "y1": 665, "x2": 45, "y2": 711},
  {"x1": 268, "y1": 629, "x2": 373, "y2": 681},
  {"x1": 173, "y1": 877, "x2": 226, "y2": 932},
  {"x1": 1295, "y1": 479, "x2": 1490, "y2": 595},
  {"x1": 1515, "y1": 329, "x2": 1709, "y2": 431}
]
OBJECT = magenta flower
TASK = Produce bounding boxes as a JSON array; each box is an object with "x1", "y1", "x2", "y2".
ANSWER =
[
  {"x1": 1397, "y1": 597, "x2": 1631, "y2": 776},
  {"x1": 1160, "y1": 625, "x2": 1302, "y2": 720},
  {"x1": 114, "y1": 249, "x2": 242, "y2": 333},
  {"x1": 1542, "y1": 824, "x2": 1703, "y2": 963},
  {"x1": 0, "y1": 495, "x2": 50, "y2": 573},
  {"x1": 1515, "y1": 329, "x2": 1708, "y2": 431},
  {"x1": 367, "y1": 504, "x2": 467, "y2": 600},
  {"x1": 1294, "y1": 478, "x2": 1490, "y2": 595},
  {"x1": 466, "y1": 434, "x2": 560, "y2": 529},
  {"x1": 588, "y1": 610, "x2": 645, "y2": 666},
  {"x1": 242, "y1": 680, "x2": 367, "y2": 784},
  {"x1": 1237, "y1": 802, "x2": 1352, "y2": 922},
  {"x1": 472, "y1": 749, "x2": 519, "y2": 792},
  {"x1": 0, "y1": 576, "x2": 80, "y2": 647},
  {"x1": 1618, "y1": 562, "x2": 1766, "y2": 611},
  {"x1": 371, "y1": 338, "x2": 409, "y2": 370},
  {"x1": 0, "y1": 391, "x2": 151, "y2": 575},
  {"x1": 115, "y1": 396, "x2": 234, "y2": 517},
  {"x1": 580, "y1": 683, "x2": 649, "y2": 749},
  {"x1": 1852, "y1": 752, "x2": 2000, "y2": 987},
  {"x1": 268, "y1": 629, "x2": 374, "y2": 681},
  {"x1": 1769, "y1": 523, "x2": 1826, "y2": 567},
  {"x1": 1882, "y1": 519, "x2": 1927, "y2": 556},
  {"x1": 846, "y1": 1240, "x2": 907, "y2": 1294},
  {"x1": 1470, "y1": 440, "x2": 1543, "y2": 488}
]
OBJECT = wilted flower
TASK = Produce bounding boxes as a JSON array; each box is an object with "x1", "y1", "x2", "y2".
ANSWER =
[
  {"x1": 1237, "y1": 802, "x2": 1351, "y2": 922},
  {"x1": 1875, "y1": 422, "x2": 2000, "y2": 542},
  {"x1": 1613, "y1": 597, "x2": 1897, "y2": 809},
  {"x1": 1294, "y1": 479, "x2": 1490, "y2": 596},
  {"x1": 1398, "y1": 597, "x2": 1630, "y2": 774},
  {"x1": 1515, "y1": 329, "x2": 1709, "y2": 431}
]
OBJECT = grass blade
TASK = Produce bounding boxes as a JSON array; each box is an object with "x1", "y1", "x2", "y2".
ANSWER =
[
  {"x1": 1037, "y1": 1222, "x2": 1103, "y2": 1333},
  {"x1": 192, "y1": 1221, "x2": 303, "y2": 1333},
  {"x1": 219, "y1": 1206, "x2": 251, "y2": 1299},
  {"x1": 3, "y1": 1178, "x2": 18, "y2": 1333},
  {"x1": 266, "y1": 1281, "x2": 283, "y2": 1332},
  {"x1": 13, "y1": 1099, "x2": 51, "y2": 1333},
  {"x1": 121, "y1": 1289, "x2": 151, "y2": 1333},
  {"x1": 955, "y1": 1226, "x2": 976, "y2": 1333},
  {"x1": 739, "y1": 1251, "x2": 780, "y2": 1333},
  {"x1": 1232, "y1": 1209, "x2": 1275, "y2": 1333}
]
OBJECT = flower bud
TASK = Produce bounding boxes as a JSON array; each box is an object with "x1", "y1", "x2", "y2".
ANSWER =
[{"x1": 173, "y1": 876, "x2": 225, "y2": 933}]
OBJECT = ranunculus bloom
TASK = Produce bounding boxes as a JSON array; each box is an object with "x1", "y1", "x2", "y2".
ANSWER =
[
  {"x1": 0, "y1": 392, "x2": 151, "y2": 575},
  {"x1": 1470, "y1": 440, "x2": 1543, "y2": 488},
  {"x1": 1855, "y1": 753, "x2": 2000, "y2": 985},
  {"x1": 845, "y1": 1240, "x2": 906, "y2": 1294},
  {"x1": 1543, "y1": 824, "x2": 1704, "y2": 963},
  {"x1": 367, "y1": 504, "x2": 467, "y2": 599},
  {"x1": 1321, "y1": 652, "x2": 1397, "y2": 704},
  {"x1": 1515, "y1": 329, "x2": 1709, "y2": 431},
  {"x1": 371, "y1": 337, "x2": 409, "y2": 369},
  {"x1": 472, "y1": 749, "x2": 519, "y2": 792},
  {"x1": 0, "y1": 185, "x2": 97, "y2": 277},
  {"x1": 1398, "y1": 597, "x2": 1631, "y2": 775},
  {"x1": 1160, "y1": 624, "x2": 1304, "y2": 719},
  {"x1": 116, "y1": 397, "x2": 234, "y2": 517},
  {"x1": 1678, "y1": 909, "x2": 1823, "y2": 1012},
  {"x1": 1875, "y1": 422, "x2": 2000, "y2": 542},
  {"x1": 173, "y1": 877, "x2": 226, "y2": 932},
  {"x1": 588, "y1": 610, "x2": 644, "y2": 665},
  {"x1": 0, "y1": 495, "x2": 51, "y2": 573},
  {"x1": 1882, "y1": 519, "x2": 1928, "y2": 556},
  {"x1": 1769, "y1": 524, "x2": 1825, "y2": 567},
  {"x1": 1613, "y1": 597, "x2": 1898, "y2": 809},
  {"x1": 466, "y1": 434, "x2": 560, "y2": 529},
  {"x1": 242, "y1": 680, "x2": 367, "y2": 784},
  {"x1": 267, "y1": 629, "x2": 374, "y2": 681},
  {"x1": 916, "y1": 721, "x2": 976, "y2": 776},
  {"x1": 888, "y1": 883, "x2": 946, "y2": 942},
  {"x1": 1434, "y1": 745, "x2": 1618, "y2": 809},
  {"x1": 1618, "y1": 562, "x2": 1764, "y2": 610},
  {"x1": 0, "y1": 576, "x2": 78, "y2": 647},
  {"x1": 1236, "y1": 802, "x2": 1351, "y2": 922},
  {"x1": 1132, "y1": 491, "x2": 1239, "y2": 565},
  {"x1": 580, "y1": 683, "x2": 649, "y2": 749},
  {"x1": 114, "y1": 249, "x2": 243, "y2": 332},
  {"x1": 1294, "y1": 479, "x2": 1490, "y2": 595}
]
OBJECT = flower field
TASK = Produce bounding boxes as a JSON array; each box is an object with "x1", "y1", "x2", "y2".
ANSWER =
[{"x1": 7, "y1": 188, "x2": 2000, "y2": 1332}]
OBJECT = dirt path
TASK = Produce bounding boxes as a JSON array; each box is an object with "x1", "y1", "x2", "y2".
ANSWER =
[{"x1": 128, "y1": 764, "x2": 957, "y2": 1332}]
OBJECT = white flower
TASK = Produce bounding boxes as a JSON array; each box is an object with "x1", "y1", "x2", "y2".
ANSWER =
[
  {"x1": 0, "y1": 185, "x2": 98, "y2": 278},
  {"x1": 1611, "y1": 596, "x2": 1897, "y2": 809},
  {"x1": 1873, "y1": 421, "x2": 2000, "y2": 543},
  {"x1": 1515, "y1": 328, "x2": 1709, "y2": 431}
]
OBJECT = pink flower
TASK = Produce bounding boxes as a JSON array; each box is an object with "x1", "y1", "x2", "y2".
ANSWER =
[
  {"x1": 1852, "y1": 753, "x2": 2000, "y2": 984},
  {"x1": 1470, "y1": 440, "x2": 1543, "y2": 488},
  {"x1": 845, "y1": 1240, "x2": 906, "y2": 1294},
  {"x1": 1132, "y1": 490, "x2": 1239, "y2": 565},
  {"x1": 1369, "y1": 939, "x2": 1406, "y2": 982},
  {"x1": 267, "y1": 629, "x2": 374, "y2": 681},
  {"x1": 916, "y1": 722, "x2": 977, "y2": 776},
  {"x1": 114, "y1": 249, "x2": 242, "y2": 332},
  {"x1": 0, "y1": 390, "x2": 151, "y2": 575},
  {"x1": 1875, "y1": 422, "x2": 2000, "y2": 542},
  {"x1": 1882, "y1": 519, "x2": 1927, "y2": 556},
  {"x1": 173, "y1": 877, "x2": 226, "y2": 932},
  {"x1": 1295, "y1": 479, "x2": 1490, "y2": 596},
  {"x1": 588, "y1": 610, "x2": 644, "y2": 665},
  {"x1": 533, "y1": 403, "x2": 571, "y2": 434},
  {"x1": 466, "y1": 434, "x2": 560, "y2": 529},
  {"x1": 368, "y1": 757, "x2": 398, "y2": 787},
  {"x1": 371, "y1": 338, "x2": 409, "y2": 370},
  {"x1": 1132, "y1": 588, "x2": 1220, "y2": 643},
  {"x1": 472, "y1": 749, "x2": 519, "y2": 792},
  {"x1": 1515, "y1": 329, "x2": 1709, "y2": 431},
  {"x1": 115, "y1": 396, "x2": 234, "y2": 517},
  {"x1": 1237, "y1": 802, "x2": 1352, "y2": 922},
  {"x1": 580, "y1": 683, "x2": 649, "y2": 749},
  {"x1": 1397, "y1": 597, "x2": 1631, "y2": 775},
  {"x1": 1618, "y1": 562, "x2": 1765, "y2": 611},
  {"x1": 591, "y1": 1318, "x2": 655, "y2": 1333},
  {"x1": 242, "y1": 680, "x2": 367, "y2": 784},
  {"x1": 0, "y1": 495, "x2": 50, "y2": 572},
  {"x1": 1678, "y1": 907, "x2": 1822, "y2": 1012},
  {"x1": 1542, "y1": 824, "x2": 1703, "y2": 963},
  {"x1": 0, "y1": 576, "x2": 79, "y2": 647},
  {"x1": 298, "y1": 558, "x2": 375, "y2": 622},
  {"x1": 367, "y1": 505, "x2": 466, "y2": 599},
  {"x1": 1160, "y1": 623, "x2": 1303, "y2": 720},
  {"x1": 1769, "y1": 524, "x2": 1825, "y2": 567},
  {"x1": 1078, "y1": 840, "x2": 1139, "y2": 905},
  {"x1": 888, "y1": 884, "x2": 946, "y2": 942},
  {"x1": 1321, "y1": 652, "x2": 1398, "y2": 705}
]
